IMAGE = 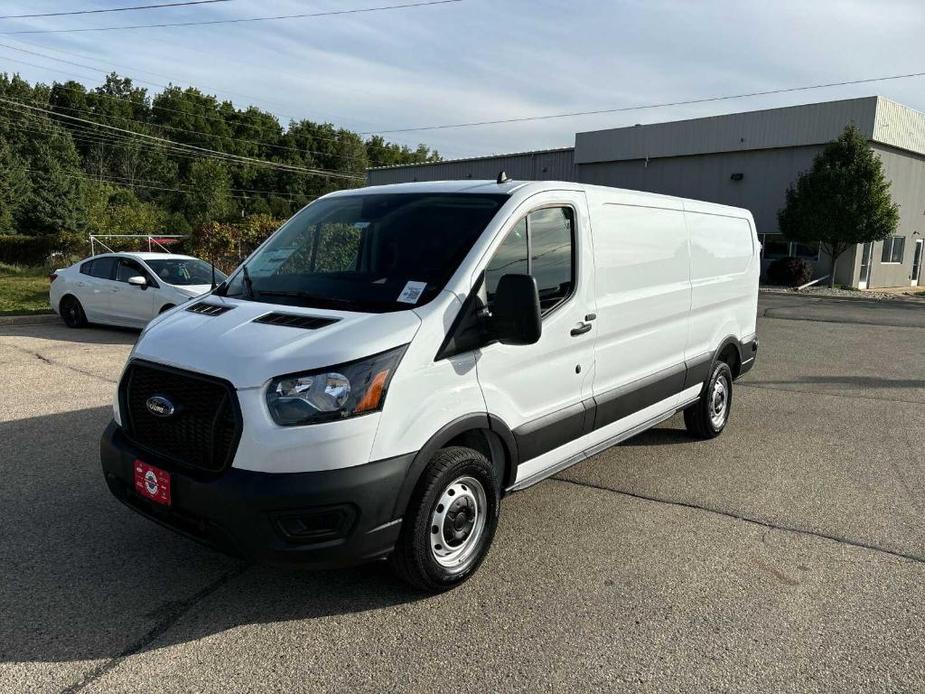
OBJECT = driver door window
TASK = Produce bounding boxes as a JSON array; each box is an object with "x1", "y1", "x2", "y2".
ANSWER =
[
  {"x1": 116, "y1": 259, "x2": 145, "y2": 283},
  {"x1": 483, "y1": 207, "x2": 575, "y2": 315}
]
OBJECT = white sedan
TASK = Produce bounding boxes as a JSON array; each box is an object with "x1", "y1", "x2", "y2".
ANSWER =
[{"x1": 50, "y1": 252, "x2": 227, "y2": 329}]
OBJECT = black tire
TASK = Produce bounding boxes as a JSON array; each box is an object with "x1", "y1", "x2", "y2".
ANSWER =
[
  {"x1": 684, "y1": 361, "x2": 733, "y2": 439},
  {"x1": 60, "y1": 295, "x2": 88, "y2": 328},
  {"x1": 390, "y1": 446, "x2": 500, "y2": 592},
  {"x1": 159, "y1": 304, "x2": 176, "y2": 314}
]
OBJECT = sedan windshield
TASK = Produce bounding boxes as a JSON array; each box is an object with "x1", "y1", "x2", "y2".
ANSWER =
[
  {"x1": 147, "y1": 258, "x2": 226, "y2": 286},
  {"x1": 221, "y1": 192, "x2": 509, "y2": 312}
]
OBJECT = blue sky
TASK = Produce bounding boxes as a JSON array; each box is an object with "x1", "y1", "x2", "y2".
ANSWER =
[{"x1": 1, "y1": 0, "x2": 924, "y2": 160}]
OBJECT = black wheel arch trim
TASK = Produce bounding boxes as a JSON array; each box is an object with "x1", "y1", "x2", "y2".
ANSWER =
[{"x1": 391, "y1": 413, "x2": 518, "y2": 520}]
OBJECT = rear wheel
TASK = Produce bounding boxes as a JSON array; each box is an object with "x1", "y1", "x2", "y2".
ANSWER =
[
  {"x1": 684, "y1": 361, "x2": 733, "y2": 439},
  {"x1": 390, "y1": 446, "x2": 500, "y2": 592},
  {"x1": 60, "y1": 295, "x2": 87, "y2": 328}
]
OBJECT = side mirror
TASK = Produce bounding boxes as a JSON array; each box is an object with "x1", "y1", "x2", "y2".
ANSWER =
[
  {"x1": 128, "y1": 275, "x2": 147, "y2": 289},
  {"x1": 492, "y1": 274, "x2": 542, "y2": 345}
]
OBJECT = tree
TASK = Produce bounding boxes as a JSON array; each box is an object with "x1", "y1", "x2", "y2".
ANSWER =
[
  {"x1": 778, "y1": 125, "x2": 899, "y2": 287},
  {"x1": 181, "y1": 159, "x2": 234, "y2": 227},
  {"x1": 0, "y1": 141, "x2": 29, "y2": 232}
]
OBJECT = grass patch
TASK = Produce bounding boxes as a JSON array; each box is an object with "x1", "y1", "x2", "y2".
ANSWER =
[{"x1": 0, "y1": 262, "x2": 53, "y2": 315}]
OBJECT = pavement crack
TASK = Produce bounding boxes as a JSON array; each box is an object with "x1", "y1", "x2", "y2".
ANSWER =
[
  {"x1": 737, "y1": 382, "x2": 925, "y2": 406},
  {"x1": 60, "y1": 563, "x2": 250, "y2": 694},
  {"x1": 551, "y1": 476, "x2": 925, "y2": 566},
  {"x1": 2, "y1": 341, "x2": 118, "y2": 385}
]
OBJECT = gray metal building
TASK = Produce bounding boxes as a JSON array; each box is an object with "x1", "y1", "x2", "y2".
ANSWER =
[{"x1": 368, "y1": 96, "x2": 925, "y2": 289}]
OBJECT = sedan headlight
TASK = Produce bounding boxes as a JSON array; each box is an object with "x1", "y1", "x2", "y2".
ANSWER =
[{"x1": 266, "y1": 345, "x2": 406, "y2": 426}]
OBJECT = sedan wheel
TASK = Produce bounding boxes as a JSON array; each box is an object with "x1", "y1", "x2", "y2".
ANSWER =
[{"x1": 60, "y1": 296, "x2": 88, "y2": 328}]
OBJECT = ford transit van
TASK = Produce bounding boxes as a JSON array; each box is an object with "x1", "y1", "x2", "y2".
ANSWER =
[{"x1": 100, "y1": 180, "x2": 759, "y2": 591}]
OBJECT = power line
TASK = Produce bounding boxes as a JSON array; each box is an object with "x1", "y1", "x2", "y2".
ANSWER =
[
  {"x1": 0, "y1": 41, "x2": 421, "y2": 165},
  {"x1": 362, "y1": 70, "x2": 925, "y2": 134},
  {"x1": 0, "y1": 0, "x2": 463, "y2": 35},
  {"x1": 6, "y1": 34, "x2": 373, "y2": 131},
  {"x1": 0, "y1": 113, "x2": 297, "y2": 197},
  {"x1": 0, "y1": 95, "x2": 365, "y2": 179},
  {"x1": 0, "y1": 1, "x2": 234, "y2": 20}
]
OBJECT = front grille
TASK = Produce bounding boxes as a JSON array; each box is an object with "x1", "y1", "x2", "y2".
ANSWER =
[
  {"x1": 253, "y1": 312, "x2": 339, "y2": 330},
  {"x1": 120, "y1": 360, "x2": 241, "y2": 473}
]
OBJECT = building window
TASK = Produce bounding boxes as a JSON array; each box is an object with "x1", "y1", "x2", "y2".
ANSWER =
[
  {"x1": 792, "y1": 242, "x2": 820, "y2": 261},
  {"x1": 760, "y1": 234, "x2": 789, "y2": 260},
  {"x1": 760, "y1": 234, "x2": 818, "y2": 261},
  {"x1": 881, "y1": 236, "x2": 905, "y2": 264}
]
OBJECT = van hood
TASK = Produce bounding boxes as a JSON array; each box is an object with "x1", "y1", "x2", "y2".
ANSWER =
[
  {"x1": 172, "y1": 284, "x2": 213, "y2": 298},
  {"x1": 132, "y1": 297, "x2": 422, "y2": 388}
]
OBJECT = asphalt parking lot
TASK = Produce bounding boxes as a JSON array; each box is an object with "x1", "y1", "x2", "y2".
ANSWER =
[{"x1": 1, "y1": 293, "x2": 923, "y2": 693}]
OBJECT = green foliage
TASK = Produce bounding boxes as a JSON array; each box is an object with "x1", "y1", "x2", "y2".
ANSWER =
[
  {"x1": 187, "y1": 214, "x2": 284, "y2": 272},
  {"x1": 84, "y1": 182, "x2": 167, "y2": 236},
  {"x1": 0, "y1": 141, "x2": 28, "y2": 232},
  {"x1": 0, "y1": 235, "x2": 54, "y2": 265},
  {"x1": 766, "y1": 256, "x2": 813, "y2": 287},
  {"x1": 365, "y1": 135, "x2": 440, "y2": 167},
  {"x1": 778, "y1": 125, "x2": 900, "y2": 285},
  {"x1": 182, "y1": 159, "x2": 234, "y2": 227},
  {"x1": 0, "y1": 71, "x2": 440, "y2": 242}
]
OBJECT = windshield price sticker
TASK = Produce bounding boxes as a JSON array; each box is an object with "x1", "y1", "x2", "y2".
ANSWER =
[
  {"x1": 249, "y1": 249, "x2": 291, "y2": 275},
  {"x1": 397, "y1": 281, "x2": 428, "y2": 304}
]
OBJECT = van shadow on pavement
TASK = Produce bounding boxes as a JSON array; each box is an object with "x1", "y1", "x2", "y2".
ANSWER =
[
  {"x1": 0, "y1": 406, "x2": 424, "y2": 665},
  {"x1": 0, "y1": 321, "x2": 139, "y2": 347}
]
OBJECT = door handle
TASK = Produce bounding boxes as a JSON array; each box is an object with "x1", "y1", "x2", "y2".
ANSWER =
[{"x1": 570, "y1": 322, "x2": 593, "y2": 336}]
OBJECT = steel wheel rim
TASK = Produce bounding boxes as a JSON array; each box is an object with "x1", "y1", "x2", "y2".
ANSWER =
[
  {"x1": 429, "y1": 475, "x2": 487, "y2": 573},
  {"x1": 710, "y1": 377, "x2": 728, "y2": 428}
]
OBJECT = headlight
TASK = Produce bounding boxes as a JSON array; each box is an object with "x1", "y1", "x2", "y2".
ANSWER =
[{"x1": 266, "y1": 345, "x2": 406, "y2": 426}]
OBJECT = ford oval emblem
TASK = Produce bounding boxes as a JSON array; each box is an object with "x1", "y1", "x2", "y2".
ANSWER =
[{"x1": 146, "y1": 395, "x2": 175, "y2": 418}]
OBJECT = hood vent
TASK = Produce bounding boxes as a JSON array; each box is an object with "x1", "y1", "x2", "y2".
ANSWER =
[
  {"x1": 253, "y1": 312, "x2": 339, "y2": 330},
  {"x1": 186, "y1": 302, "x2": 234, "y2": 316}
]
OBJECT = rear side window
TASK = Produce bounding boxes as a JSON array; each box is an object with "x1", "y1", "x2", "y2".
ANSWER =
[
  {"x1": 483, "y1": 207, "x2": 575, "y2": 315},
  {"x1": 687, "y1": 213, "x2": 753, "y2": 279},
  {"x1": 80, "y1": 261, "x2": 94, "y2": 276},
  {"x1": 89, "y1": 257, "x2": 117, "y2": 280}
]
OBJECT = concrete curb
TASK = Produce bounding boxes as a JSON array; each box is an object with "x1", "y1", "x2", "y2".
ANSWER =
[{"x1": 0, "y1": 313, "x2": 58, "y2": 326}]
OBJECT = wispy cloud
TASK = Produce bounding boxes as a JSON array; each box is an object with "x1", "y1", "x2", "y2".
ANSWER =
[{"x1": 1, "y1": 0, "x2": 923, "y2": 159}]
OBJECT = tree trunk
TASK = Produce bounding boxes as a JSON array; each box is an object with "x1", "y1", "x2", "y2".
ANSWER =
[{"x1": 829, "y1": 253, "x2": 838, "y2": 288}]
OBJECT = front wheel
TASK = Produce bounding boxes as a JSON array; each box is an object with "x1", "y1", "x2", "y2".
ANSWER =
[
  {"x1": 390, "y1": 446, "x2": 500, "y2": 592},
  {"x1": 684, "y1": 361, "x2": 733, "y2": 439}
]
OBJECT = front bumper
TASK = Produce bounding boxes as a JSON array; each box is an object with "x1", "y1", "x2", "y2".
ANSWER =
[{"x1": 100, "y1": 421, "x2": 413, "y2": 567}]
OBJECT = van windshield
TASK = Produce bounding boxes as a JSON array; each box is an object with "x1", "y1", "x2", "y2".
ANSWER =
[{"x1": 222, "y1": 192, "x2": 508, "y2": 312}]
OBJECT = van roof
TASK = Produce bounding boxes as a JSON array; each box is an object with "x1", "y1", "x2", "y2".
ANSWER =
[{"x1": 342, "y1": 180, "x2": 752, "y2": 218}]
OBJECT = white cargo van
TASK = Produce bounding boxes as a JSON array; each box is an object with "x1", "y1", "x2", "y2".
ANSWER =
[{"x1": 101, "y1": 180, "x2": 759, "y2": 591}]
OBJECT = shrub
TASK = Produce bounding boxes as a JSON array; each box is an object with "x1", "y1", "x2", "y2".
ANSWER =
[
  {"x1": 1, "y1": 234, "x2": 58, "y2": 266},
  {"x1": 186, "y1": 215, "x2": 283, "y2": 273},
  {"x1": 766, "y1": 256, "x2": 813, "y2": 287}
]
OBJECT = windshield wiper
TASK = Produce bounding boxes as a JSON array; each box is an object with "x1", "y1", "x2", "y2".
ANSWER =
[
  {"x1": 255, "y1": 290, "x2": 361, "y2": 309},
  {"x1": 242, "y1": 264, "x2": 257, "y2": 299}
]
